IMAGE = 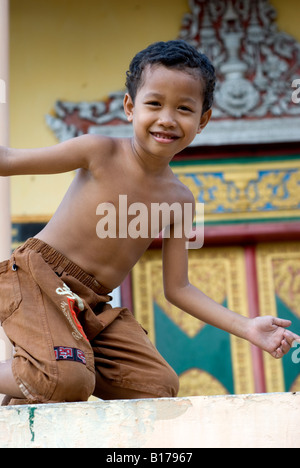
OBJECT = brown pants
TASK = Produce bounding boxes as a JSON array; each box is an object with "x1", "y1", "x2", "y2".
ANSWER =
[{"x1": 0, "y1": 238, "x2": 179, "y2": 405}]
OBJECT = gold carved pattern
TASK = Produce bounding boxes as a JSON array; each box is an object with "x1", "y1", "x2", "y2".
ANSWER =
[
  {"x1": 178, "y1": 368, "x2": 227, "y2": 397},
  {"x1": 291, "y1": 375, "x2": 300, "y2": 393},
  {"x1": 132, "y1": 258, "x2": 155, "y2": 342},
  {"x1": 150, "y1": 257, "x2": 227, "y2": 337},
  {"x1": 256, "y1": 243, "x2": 300, "y2": 393},
  {"x1": 174, "y1": 161, "x2": 300, "y2": 222},
  {"x1": 132, "y1": 247, "x2": 255, "y2": 396},
  {"x1": 272, "y1": 256, "x2": 300, "y2": 318},
  {"x1": 249, "y1": 171, "x2": 300, "y2": 211}
]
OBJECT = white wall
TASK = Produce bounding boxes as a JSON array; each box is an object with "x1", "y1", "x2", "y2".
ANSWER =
[{"x1": 0, "y1": 393, "x2": 299, "y2": 448}]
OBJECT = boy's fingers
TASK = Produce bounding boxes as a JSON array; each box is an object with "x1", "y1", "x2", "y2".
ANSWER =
[
  {"x1": 284, "y1": 330, "x2": 300, "y2": 346},
  {"x1": 272, "y1": 347, "x2": 284, "y2": 359},
  {"x1": 280, "y1": 339, "x2": 291, "y2": 354},
  {"x1": 273, "y1": 318, "x2": 292, "y2": 328}
]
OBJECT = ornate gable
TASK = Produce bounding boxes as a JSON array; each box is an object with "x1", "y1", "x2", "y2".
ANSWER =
[{"x1": 46, "y1": 0, "x2": 300, "y2": 145}]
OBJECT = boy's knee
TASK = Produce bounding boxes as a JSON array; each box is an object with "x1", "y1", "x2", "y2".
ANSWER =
[
  {"x1": 160, "y1": 366, "x2": 180, "y2": 398},
  {"x1": 47, "y1": 360, "x2": 96, "y2": 403},
  {"x1": 13, "y1": 357, "x2": 95, "y2": 404}
]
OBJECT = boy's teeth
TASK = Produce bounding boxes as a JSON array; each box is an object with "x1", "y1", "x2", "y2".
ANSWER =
[{"x1": 154, "y1": 133, "x2": 173, "y2": 139}]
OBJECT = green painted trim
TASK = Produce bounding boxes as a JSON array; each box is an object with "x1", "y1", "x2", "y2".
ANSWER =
[{"x1": 171, "y1": 154, "x2": 300, "y2": 168}]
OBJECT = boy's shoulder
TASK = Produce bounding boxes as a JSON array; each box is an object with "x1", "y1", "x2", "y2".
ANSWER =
[
  {"x1": 77, "y1": 133, "x2": 119, "y2": 154},
  {"x1": 73, "y1": 134, "x2": 123, "y2": 168}
]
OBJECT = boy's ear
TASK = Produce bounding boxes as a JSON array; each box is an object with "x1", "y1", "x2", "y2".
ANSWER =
[
  {"x1": 197, "y1": 109, "x2": 212, "y2": 134},
  {"x1": 124, "y1": 93, "x2": 134, "y2": 123}
]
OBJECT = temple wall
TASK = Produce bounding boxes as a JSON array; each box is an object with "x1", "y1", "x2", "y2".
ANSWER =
[{"x1": 9, "y1": 0, "x2": 300, "y2": 220}]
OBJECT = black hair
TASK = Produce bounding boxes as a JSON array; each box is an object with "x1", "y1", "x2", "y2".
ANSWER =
[{"x1": 125, "y1": 40, "x2": 216, "y2": 114}]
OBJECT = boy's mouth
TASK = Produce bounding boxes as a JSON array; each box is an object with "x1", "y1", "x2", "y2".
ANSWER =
[{"x1": 150, "y1": 132, "x2": 180, "y2": 143}]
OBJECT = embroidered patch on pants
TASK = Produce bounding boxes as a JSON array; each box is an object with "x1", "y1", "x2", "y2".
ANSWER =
[{"x1": 54, "y1": 346, "x2": 86, "y2": 365}]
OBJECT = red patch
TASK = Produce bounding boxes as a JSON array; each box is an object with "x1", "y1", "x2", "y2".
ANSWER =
[{"x1": 67, "y1": 297, "x2": 88, "y2": 341}]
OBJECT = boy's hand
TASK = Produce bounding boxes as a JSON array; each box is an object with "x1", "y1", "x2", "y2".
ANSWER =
[{"x1": 247, "y1": 316, "x2": 300, "y2": 359}]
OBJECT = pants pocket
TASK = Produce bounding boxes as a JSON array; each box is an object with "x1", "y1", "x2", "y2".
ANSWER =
[{"x1": 0, "y1": 260, "x2": 22, "y2": 324}]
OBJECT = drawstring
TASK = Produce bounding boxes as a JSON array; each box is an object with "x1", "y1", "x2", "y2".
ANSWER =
[{"x1": 12, "y1": 256, "x2": 18, "y2": 271}]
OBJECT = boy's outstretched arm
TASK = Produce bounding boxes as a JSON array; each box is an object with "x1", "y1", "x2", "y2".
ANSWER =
[
  {"x1": 0, "y1": 134, "x2": 113, "y2": 176},
  {"x1": 163, "y1": 227, "x2": 300, "y2": 359}
]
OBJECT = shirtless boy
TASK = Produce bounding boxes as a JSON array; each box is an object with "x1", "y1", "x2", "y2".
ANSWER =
[{"x1": 0, "y1": 40, "x2": 299, "y2": 405}]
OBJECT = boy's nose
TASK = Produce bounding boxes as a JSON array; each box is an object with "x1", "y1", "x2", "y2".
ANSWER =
[{"x1": 157, "y1": 110, "x2": 176, "y2": 127}]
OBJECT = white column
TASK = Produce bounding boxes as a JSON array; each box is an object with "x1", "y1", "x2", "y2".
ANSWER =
[{"x1": 0, "y1": 0, "x2": 13, "y2": 369}]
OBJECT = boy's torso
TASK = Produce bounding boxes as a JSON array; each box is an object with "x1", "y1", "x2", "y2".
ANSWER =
[{"x1": 36, "y1": 138, "x2": 191, "y2": 291}]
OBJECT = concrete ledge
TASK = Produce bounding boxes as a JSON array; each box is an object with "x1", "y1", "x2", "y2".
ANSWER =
[{"x1": 0, "y1": 393, "x2": 299, "y2": 448}]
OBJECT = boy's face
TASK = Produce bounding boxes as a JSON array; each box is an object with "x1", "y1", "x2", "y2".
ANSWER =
[{"x1": 124, "y1": 64, "x2": 211, "y2": 161}]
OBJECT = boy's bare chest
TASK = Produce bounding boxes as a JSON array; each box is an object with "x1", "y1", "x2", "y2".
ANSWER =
[
  {"x1": 93, "y1": 169, "x2": 183, "y2": 238},
  {"x1": 97, "y1": 167, "x2": 178, "y2": 206}
]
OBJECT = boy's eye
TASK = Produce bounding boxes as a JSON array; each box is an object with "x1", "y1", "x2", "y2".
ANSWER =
[
  {"x1": 179, "y1": 106, "x2": 193, "y2": 112},
  {"x1": 146, "y1": 101, "x2": 161, "y2": 107}
]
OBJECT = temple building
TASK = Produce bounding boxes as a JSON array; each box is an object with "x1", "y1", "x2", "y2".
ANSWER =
[{"x1": 2, "y1": 0, "x2": 300, "y2": 397}]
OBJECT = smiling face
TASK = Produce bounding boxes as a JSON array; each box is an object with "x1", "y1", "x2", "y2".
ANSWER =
[{"x1": 124, "y1": 64, "x2": 212, "y2": 161}]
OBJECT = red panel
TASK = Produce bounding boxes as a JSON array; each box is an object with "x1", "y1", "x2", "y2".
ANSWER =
[
  {"x1": 120, "y1": 274, "x2": 134, "y2": 311},
  {"x1": 175, "y1": 141, "x2": 300, "y2": 162},
  {"x1": 149, "y1": 222, "x2": 300, "y2": 249},
  {"x1": 245, "y1": 246, "x2": 266, "y2": 394},
  {"x1": 204, "y1": 222, "x2": 300, "y2": 246}
]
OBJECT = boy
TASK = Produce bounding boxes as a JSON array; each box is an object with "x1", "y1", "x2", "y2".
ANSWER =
[{"x1": 0, "y1": 40, "x2": 298, "y2": 405}]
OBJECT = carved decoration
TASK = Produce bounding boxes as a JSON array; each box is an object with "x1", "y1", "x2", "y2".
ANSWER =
[
  {"x1": 46, "y1": 0, "x2": 300, "y2": 145},
  {"x1": 46, "y1": 92, "x2": 127, "y2": 142},
  {"x1": 174, "y1": 160, "x2": 300, "y2": 222},
  {"x1": 256, "y1": 243, "x2": 300, "y2": 393},
  {"x1": 272, "y1": 257, "x2": 300, "y2": 318},
  {"x1": 179, "y1": 0, "x2": 300, "y2": 119},
  {"x1": 150, "y1": 257, "x2": 228, "y2": 337},
  {"x1": 178, "y1": 368, "x2": 228, "y2": 397}
]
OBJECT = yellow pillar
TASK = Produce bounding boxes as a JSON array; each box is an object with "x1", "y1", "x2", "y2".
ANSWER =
[{"x1": 0, "y1": 0, "x2": 13, "y2": 370}]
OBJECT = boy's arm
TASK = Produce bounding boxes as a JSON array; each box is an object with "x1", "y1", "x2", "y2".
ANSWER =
[
  {"x1": 0, "y1": 134, "x2": 113, "y2": 176},
  {"x1": 163, "y1": 225, "x2": 299, "y2": 359},
  {"x1": 163, "y1": 229, "x2": 250, "y2": 339}
]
